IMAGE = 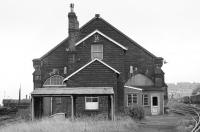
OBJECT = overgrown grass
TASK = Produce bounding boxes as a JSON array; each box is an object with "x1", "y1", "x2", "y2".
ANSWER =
[
  {"x1": 176, "y1": 119, "x2": 194, "y2": 132},
  {"x1": 0, "y1": 116, "x2": 138, "y2": 132}
]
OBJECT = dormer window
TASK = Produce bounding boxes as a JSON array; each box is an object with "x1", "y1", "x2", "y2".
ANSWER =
[{"x1": 91, "y1": 44, "x2": 103, "y2": 60}]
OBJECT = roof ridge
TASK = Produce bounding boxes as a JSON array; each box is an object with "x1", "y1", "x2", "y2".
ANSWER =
[{"x1": 98, "y1": 17, "x2": 157, "y2": 58}]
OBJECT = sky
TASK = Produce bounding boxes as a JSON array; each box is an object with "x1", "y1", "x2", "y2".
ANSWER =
[{"x1": 0, "y1": 0, "x2": 200, "y2": 104}]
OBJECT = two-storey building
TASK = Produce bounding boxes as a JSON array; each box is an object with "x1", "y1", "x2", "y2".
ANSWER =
[{"x1": 31, "y1": 4, "x2": 167, "y2": 120}]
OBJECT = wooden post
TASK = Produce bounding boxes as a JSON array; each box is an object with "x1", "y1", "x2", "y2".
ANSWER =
[
  {"x1": 163, "y1": 93, "x2": 165, "y2": 115},
  {"x1": 50, "y1": 97, "x2": 53, "y2": 115},
  {"x1": 71, "y1": 95, "x2": 74, "y2": 120},
  {"x1": 31, "y1": 96, "x2": 34, "y2": 121},
  {"x1": 111, "y1": 95, "x2": 115, "y2": 121}
]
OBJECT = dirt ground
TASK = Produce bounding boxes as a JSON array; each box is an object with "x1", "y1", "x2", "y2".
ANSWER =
[{"x1": 136, "y1": 114, "x2": 186, "y2": 132}]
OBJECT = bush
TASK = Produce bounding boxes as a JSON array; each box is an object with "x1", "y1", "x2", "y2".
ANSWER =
[
  {"x1": 176, "y1": 119, "x2": 194, "y2": 132},
  {"x1": 125, "y1": 104, "x2": 145, "y2": 120}
]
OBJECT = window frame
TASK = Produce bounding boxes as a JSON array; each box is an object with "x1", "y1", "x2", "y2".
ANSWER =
[
  {"x1": 85, "y1": 96, "x2": 99, "y2": 110},
  {"x1": 127, "y1": 93, "x2": 138, "y2": 106},
  {"x1": 91, "y1": 44, "x2": 103, "y2": 60},
  {"x1": 43, "y1": 75, "x2": 65, "y2": 87},
  {"x1": 143, "y1": 94, "x2": 149, "y2": 106}
]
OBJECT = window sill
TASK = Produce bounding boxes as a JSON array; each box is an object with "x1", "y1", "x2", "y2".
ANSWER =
[{"x1": 84, "y1": 109, "x2": 99, "y2": 112}]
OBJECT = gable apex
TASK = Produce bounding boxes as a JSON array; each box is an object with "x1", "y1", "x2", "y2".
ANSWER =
[
  {"x1": 80, "y1": 16, "x2": 157, "y2": 58},
  {"x1": 63, "y1": 58, "x2": 120, "y2": 82},
  {"x1": 75, "y1": 30, "x2": 128, "y2": 50}
]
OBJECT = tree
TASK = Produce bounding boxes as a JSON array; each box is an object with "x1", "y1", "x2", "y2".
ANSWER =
[{"x1": 192, "y1": 85, "x2": 200, "y2": 95}]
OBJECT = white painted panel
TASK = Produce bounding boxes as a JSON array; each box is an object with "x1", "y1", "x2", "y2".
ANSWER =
[{"x1": 85, "y1": 102, "x2": 98, "y2": 110}]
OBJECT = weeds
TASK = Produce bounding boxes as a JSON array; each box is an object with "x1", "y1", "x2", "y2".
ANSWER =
[{"x1": 0, "y1": 116, "x2": 137, "y2": 132}]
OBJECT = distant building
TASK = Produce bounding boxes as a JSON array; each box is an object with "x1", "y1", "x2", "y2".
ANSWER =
[
  {"x1": 3, "y1": 99, "x2": 30, "y2": 109},
  {"x1": 168, "y1": 83, "x2": 200, "y2": 99},
  {"x1": 31, "y1": 4, "x2": 167, "y2": 120}
]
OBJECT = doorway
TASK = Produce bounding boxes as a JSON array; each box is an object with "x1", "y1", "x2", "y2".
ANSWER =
[{"x1": 151, "y1": 95, "x2": 160, "y2": 115}]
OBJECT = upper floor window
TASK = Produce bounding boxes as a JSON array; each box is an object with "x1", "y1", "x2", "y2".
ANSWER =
[
  {"x1": 43, "y1": 75, "x2": 64, "y2": 87},
  {"x1": 91, "y1": 44, "x2": 103, "y2": 60},
  {"x1": 127, "y1": 93, "x2": 138, "y2": 106}
]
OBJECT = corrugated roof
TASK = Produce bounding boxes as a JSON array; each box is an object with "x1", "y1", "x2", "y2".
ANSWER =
[{"x1": 31, "y1": 87, "x2": 114, "y2": 96}]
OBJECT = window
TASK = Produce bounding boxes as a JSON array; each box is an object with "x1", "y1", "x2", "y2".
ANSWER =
[
  {"x1": 127, "y1": 93, "x2": 138, "y2": 106},
  {"x1": 91, "y1": 44, "x2": 103, "y2": 60},
  {"x1": 152, "y1": 97, "x2": 158, "y2": 106},
  {"x1": 43, "y1": 75, "x2": 64, "y2": 87},
  {"x1": 85, "y1": 97, "x2": 99, "y2": 110},
  {"x1": 64, "y1": 67, "x2": 67, "y2": 74},
  {"x1": 143, "y1": 94, "x2": 149, "y2": 106}
]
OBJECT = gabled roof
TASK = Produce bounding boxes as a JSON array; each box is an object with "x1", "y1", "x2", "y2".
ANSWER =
[
  {"x1": 125, "y1": 74, "x2": 154, "y2": 87},
  {"x1": 80, "y1": 16, "x2": 157, "y2": 58},
  {"x1": 63, "y1": 58, "x2": 120, "y2": 81},
  {"x1": 37, "y1": 15, "x2": 157, "y2": 60},
  {"x1": 124, "y1": 85, "x2": 143, "y2": 91},
  {"x1": 99, "y1": 18, "x2": 157, "y2": 58},
  {"x1": 35, "y1": 37, "x2": 69, "y2": 60},
  {"x1": 75, "y1": 30, "x2": 128, "y2": 50}
]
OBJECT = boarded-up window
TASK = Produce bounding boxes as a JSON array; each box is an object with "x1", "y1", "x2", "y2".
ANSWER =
[
  {"x1": 127, "y1": 93, "x2": 138, "y2": 106},
  {"x1": 91, "y1": 45, "x2": 103, "y2": 60},
  {"x1": 43, "y1": 75, "x2": 64, "y2": 86},
  {"x1": 85, "y1": 97, "x2": 99, "y2": 110}
]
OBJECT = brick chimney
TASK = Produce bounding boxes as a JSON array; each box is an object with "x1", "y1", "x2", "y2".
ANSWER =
[
  {"x1": 68, "y1": 3, "x2": 79, "y2": 51},
  {"x1": 66, "y1": 4, "x2": 79, "y2": 74}
]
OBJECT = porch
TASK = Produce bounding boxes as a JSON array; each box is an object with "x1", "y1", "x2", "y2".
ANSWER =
[{"x1": 31, "y1": 87, "x2": 115, "y2": 120}]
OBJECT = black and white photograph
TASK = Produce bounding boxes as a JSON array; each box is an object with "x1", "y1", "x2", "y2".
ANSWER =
[{"x1": 0, "y1": 0, "x2": 200, "y2": 132}]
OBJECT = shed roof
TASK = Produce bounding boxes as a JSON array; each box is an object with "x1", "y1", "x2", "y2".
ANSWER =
[{"x1": 31, "y1": 87, "x2": 114, "y2": 96}]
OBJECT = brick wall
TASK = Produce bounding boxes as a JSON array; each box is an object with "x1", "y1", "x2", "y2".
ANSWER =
[{"x1": 66, "y1": 60, "x2": 120, "y2": 111}]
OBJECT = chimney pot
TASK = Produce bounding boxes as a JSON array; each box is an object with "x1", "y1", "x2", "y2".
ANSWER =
[
  {"x1": 68, "y1": 3, "x2": 79, "y2": 51},
  {"x1": 95, "y1": 14, "x2": 100, "y2": 18},
  {"x1": 70, "y1": 3, "x2": 74, "y2": 12}
]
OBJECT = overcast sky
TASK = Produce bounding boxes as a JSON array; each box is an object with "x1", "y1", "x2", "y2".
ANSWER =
[{"x1": 0, "y1": 0, "x2": 200, "y2": 104}]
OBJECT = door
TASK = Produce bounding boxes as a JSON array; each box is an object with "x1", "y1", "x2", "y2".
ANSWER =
[
  {"x1": 151, "y1": 95, "x2": 160, "y2": 115},
  {"x1": 34, "y1": 97, "x2": 43, "y2": 118}
]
